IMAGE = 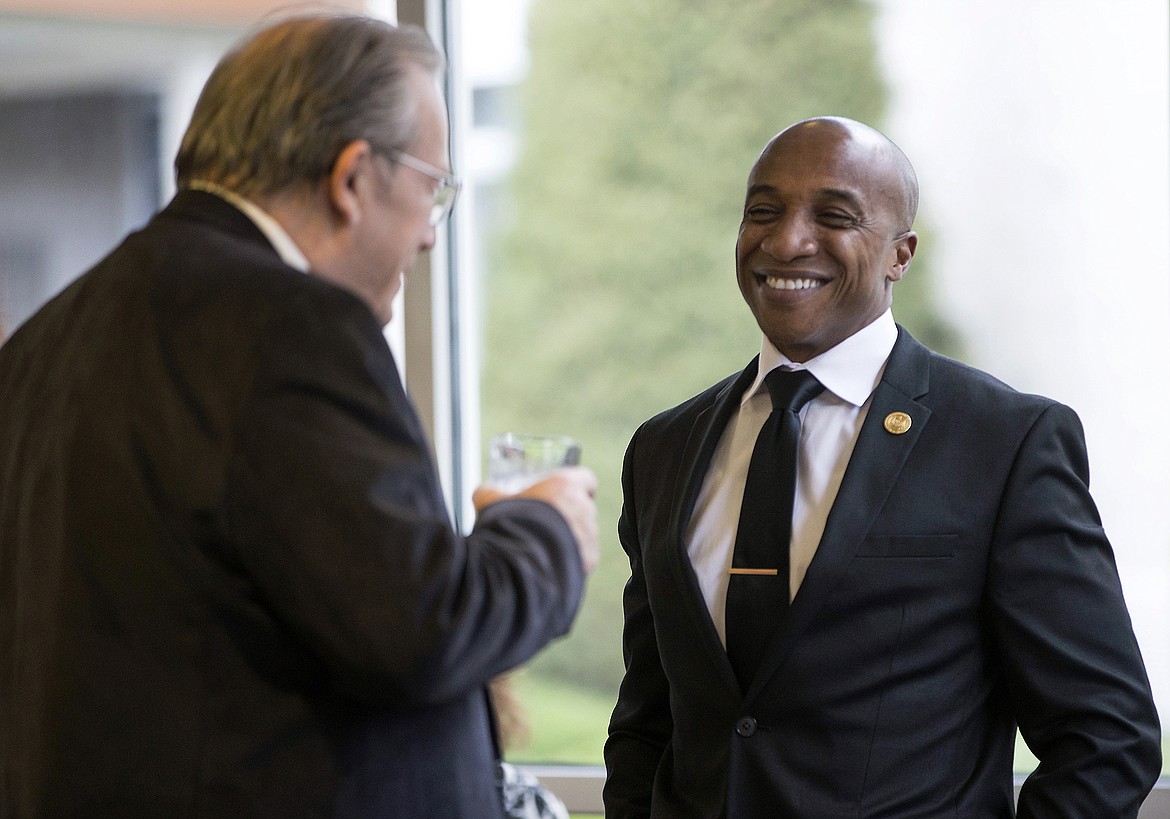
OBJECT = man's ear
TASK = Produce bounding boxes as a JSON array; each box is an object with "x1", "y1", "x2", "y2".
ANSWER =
[
  {"x1": 888, "y1": 230, "x2": 918, "y2": 282},
  {"x1": 327, "y1": 140, "x2": 375, "y2": 227}
]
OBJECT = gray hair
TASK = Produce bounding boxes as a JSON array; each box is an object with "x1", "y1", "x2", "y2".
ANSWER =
[{"x1": 175, "y1": 14, "x2": 443, "y2": 197}]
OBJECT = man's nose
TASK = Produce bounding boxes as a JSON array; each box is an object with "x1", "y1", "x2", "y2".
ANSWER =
[
  {"x1": 761, "y1": 214, "x2": 817, "y2": 261},
  {"x1": 420, "y1": 224, "x2": 437, "y2": 252}
]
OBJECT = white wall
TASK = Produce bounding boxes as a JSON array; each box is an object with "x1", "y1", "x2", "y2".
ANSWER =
[{"x1": 877, "y1": 0, "x2": 1170, "y2": 725}]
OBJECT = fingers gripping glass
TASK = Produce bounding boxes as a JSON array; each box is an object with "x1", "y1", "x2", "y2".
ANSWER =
[{"x1": 388, "y1": 150, "x2": 461, "y2": 226}]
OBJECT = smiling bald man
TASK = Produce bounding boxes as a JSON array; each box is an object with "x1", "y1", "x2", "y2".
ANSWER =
[{"x1": 604, "y1": 116, "x2": 1161, "y2": 818}]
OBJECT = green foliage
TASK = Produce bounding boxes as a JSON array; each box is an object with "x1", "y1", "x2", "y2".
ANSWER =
[{"x1": 480, "y1": 0, "x2": 958, "y2": 706}]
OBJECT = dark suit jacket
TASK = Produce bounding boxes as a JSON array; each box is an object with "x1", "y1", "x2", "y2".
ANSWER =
[
  {"x1": 0, "y1": 191, "x2": 585, "y2": 817},
  {"x1": 604, "y1": 328, "x2": 1161, "y2": 818}
]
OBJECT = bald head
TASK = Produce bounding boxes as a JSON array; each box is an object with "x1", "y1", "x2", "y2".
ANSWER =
[
  {"x1": 761, "y1": 117, "x2": 919, "y2": 233},
  {"x1": 736, "y1": 115, "x2": 920, "y2": 361}
]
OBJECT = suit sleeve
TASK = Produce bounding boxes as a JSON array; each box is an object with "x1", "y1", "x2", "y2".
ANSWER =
[
  {"x1": 221, "y1": 293, "x2": 585, "y2": 707},
  {"x1": 987, "y1": 403, "x2": 1161, "y2": 817},
  {"x1": 603, "y1": 425, "x2": 673, "y2": 818}
]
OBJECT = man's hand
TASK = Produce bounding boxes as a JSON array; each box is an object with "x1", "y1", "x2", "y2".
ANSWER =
[{"x1": 472, "y1": 467, "x2": 599, "y2": 574}]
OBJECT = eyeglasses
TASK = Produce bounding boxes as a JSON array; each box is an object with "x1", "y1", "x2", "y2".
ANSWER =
[{"x1": 387, "y1": 150, "x2": 461, "y2": 226}]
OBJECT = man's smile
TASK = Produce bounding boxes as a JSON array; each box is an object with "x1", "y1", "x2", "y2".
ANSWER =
[{"x1": 762, "y1": 275, "x2": 824, "y2": 291}]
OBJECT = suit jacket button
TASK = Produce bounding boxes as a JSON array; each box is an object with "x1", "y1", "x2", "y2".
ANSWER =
[{"x1": 736, "y1": 717, "x2": 757, "y2": 737}]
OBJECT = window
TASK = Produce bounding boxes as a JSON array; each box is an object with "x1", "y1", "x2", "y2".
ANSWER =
[{"x1": 440, "y1": 0, "x2": 1170, "y2": 812}]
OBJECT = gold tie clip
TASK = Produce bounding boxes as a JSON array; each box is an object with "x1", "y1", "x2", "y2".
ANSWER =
[{"x1": 727, "y1": 568, "x2": 779, "y2": 576}]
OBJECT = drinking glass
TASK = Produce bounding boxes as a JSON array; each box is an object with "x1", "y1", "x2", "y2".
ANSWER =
[{"x1": 486, "y1": 433, "x2": 581, "y2": 493}]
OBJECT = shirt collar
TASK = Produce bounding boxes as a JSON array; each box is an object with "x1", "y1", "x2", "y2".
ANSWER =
[
  {"x1": 185, "y1": 180, "x2": 311, "y2": 273},
  {"x1": 743, "y1": 309, "x2": 898, "y2": 408}
]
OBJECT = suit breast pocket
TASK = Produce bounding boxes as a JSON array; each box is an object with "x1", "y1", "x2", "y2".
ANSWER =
[{"x1": 854, "y1": 534, "x2": 957, "y2": 559}]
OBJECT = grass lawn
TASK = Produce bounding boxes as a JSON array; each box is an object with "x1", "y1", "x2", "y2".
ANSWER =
[{"x1": 504, "y1": 671, "x2": 613, "y2": 765}]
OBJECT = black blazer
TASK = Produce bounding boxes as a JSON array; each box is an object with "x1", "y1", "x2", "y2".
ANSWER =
[
  {"x1": 0, "y1": 191, "x2": 584, "y2": 817},
  {"x1": 604, "y1": 329, "x2": 1161, "y2": 818}
]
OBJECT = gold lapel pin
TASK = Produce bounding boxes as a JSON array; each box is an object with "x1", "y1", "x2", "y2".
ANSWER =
[{"x1": 884, "y1": 411, "x2": 912, "y2": 435}]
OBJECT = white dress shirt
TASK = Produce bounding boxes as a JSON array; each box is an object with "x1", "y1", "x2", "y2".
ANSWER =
[{"x1": 684, "y1": 310, "x2": 898, "y2": 646}]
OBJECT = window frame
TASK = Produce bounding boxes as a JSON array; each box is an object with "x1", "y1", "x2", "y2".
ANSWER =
[{"x1": 395, "y1": 0, "x2": 609, "y2": 811}]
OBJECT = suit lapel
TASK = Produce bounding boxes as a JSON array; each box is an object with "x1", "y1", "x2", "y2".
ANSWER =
[
  {"x1": 746, "y1": 329, "x2": 933, "y2": 700},
  {"x1": 666, "y1": 360, "x2": 759, "y2": 692},
  {"x1": 163, "y1": 189, "x2": 279, "y2": 252}
]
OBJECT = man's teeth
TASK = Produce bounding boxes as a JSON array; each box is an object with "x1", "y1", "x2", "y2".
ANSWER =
[{"x1": 765, "y1": 276, "x2": 821, "y2": 291}]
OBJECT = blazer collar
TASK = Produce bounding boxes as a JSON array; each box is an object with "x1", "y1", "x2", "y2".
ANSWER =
[
  {"x1": 671, "y1": 359, "x2": 760, "y2": 535},
  {"x1": 667, "y1": 328, "x2": 935, "y2": 701},
  {"x1": 159, "y1": 189, "x2": 281, "y2": 257},
  {"x1": 744, "y1": 326, "x2": 933, "y2": 699},
  {"x1": 670, "y1": 327, "x2": 930, "y2": 576},
  {"x1": 666, "y1": 359, "x2": 761, "y2": 696},
  {"x1": 877, "y1": 324, "x2": 931, "y2": 400}
]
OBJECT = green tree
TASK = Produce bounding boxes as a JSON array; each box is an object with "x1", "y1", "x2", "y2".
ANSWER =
[{"x1": 481, "y1": 0, "x2": 956, "y2": 702}]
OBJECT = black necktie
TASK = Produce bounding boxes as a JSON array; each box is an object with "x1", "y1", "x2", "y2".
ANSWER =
[{"x1": 725, "y1": 368, "x2": 824, "y2": 690}]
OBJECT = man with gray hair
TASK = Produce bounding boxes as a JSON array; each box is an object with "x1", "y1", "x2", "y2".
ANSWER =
[{"x1": 0, "y1": 14, "x2": 597, "y2": 817}]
